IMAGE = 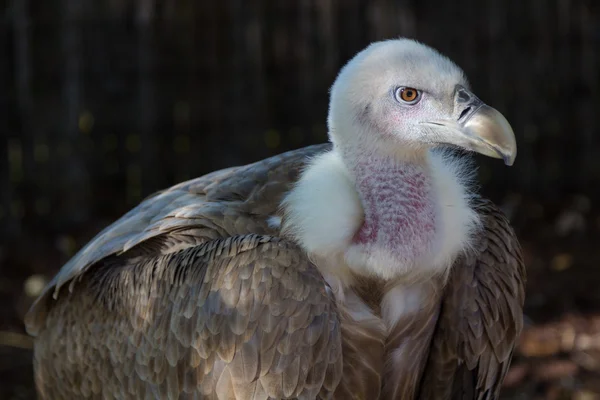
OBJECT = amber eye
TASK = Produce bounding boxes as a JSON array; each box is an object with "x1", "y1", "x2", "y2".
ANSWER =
[{"x1": 394, "y1": 87, "x2": 421, "y2": 105}]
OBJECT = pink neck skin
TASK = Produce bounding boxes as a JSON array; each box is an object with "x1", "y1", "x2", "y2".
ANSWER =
[{"x1": 350, "y1": 154, "x2": 437, "y2": 265}]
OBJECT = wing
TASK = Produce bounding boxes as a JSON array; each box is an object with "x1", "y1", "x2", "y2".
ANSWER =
[
  {"x1": 418, "y1": 198, "x2": 526, "y2": 400},
  {"x1": 25, "y1": 144, "x2": 337, "y2": 398},
  {"x1": 31, "y1": 235, "x2": 342, "y2": 399},
  {"x1": 26, "y1": 143, "x2": 330, "y2": 333}
]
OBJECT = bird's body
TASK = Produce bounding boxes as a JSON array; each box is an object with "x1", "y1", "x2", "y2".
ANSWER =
[{"x1": 26, "y1": 39, "x2": 525, "y2": 399}]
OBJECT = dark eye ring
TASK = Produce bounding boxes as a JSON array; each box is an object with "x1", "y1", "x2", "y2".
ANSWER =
[{"x1": 394, "y1": 87, "x2": 421, "y2": 105}]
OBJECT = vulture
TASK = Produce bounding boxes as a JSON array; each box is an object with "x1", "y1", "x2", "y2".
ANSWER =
[{"x1": 25, "y1": 39, "x2": 525, "y2": 400}]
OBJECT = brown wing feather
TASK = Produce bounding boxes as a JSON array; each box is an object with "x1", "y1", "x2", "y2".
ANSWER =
[
  {"x1": 418, "y1": 198, "x2": 526, "y2": 400},
  {"x1": 31, "y1": 235, "x2": 342, "y2": 399}
]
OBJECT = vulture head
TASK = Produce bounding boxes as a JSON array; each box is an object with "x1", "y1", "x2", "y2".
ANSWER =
[
  {"x1": 328, "y1": 39, "x2": 516, "y2": 165},
  {"x1": 284, "y1": 38, "x2": 517, "y2": 282}
]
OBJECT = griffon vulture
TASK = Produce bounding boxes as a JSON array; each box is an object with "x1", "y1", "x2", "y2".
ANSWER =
[{"x1": 25, "y1": 39, "x2": 525, "y2": 399}]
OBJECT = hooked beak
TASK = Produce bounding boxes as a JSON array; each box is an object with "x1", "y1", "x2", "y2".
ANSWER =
[{"x1": 421, "y1": 85, "x2": 517, "y2": 166}]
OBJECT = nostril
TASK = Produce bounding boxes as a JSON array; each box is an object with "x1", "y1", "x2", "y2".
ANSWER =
[{"x1": 459, "y1": 107, "x2": 471, "y2": 120}]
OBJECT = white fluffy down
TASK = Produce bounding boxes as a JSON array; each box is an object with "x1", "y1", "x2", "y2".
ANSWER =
[
  {"x1": 428, "y1": 148, "x2": 482, "y2": 268},
  {"x1": 281, "y1": 151, "x2": 363, "y2": 257}
]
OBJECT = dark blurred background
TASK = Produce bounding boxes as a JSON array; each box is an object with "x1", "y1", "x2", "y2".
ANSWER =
[{"x1": 1, "y1": 0, "x2": 600, "y2": 399}]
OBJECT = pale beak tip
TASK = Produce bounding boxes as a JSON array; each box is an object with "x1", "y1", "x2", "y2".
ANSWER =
[{"x1": 503, "y1": 153, "x2": 516, "y2": 166}]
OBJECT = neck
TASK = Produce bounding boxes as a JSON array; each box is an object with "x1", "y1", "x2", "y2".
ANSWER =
[
  {"x1": 342, "y1": 147, "x2": 438, "y2": 279},
  {"x1": 282, "y1": 143, "x2": 480, "y2": 283}
]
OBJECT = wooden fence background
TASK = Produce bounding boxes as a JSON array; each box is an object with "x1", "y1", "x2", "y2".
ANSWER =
[{"x1": 1, "y1": 0, "x2": 599, "y2": 242}]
